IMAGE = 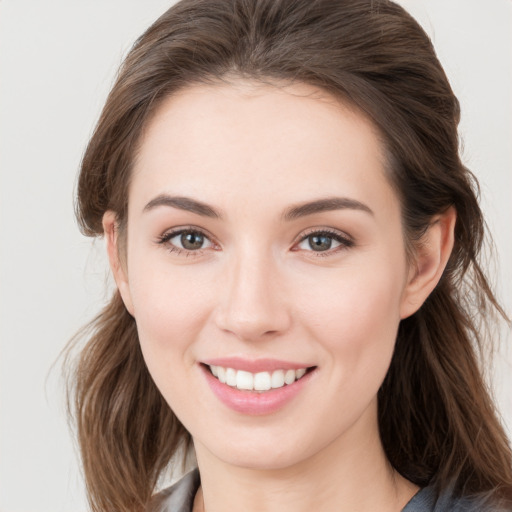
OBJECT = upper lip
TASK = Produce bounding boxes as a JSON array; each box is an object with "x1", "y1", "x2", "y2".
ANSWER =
[{"x1": 201, "y1": 357, "x2": 315, "y2": 373}]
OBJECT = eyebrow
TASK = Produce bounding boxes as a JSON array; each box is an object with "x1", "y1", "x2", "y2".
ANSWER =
[
  {"x1": 282, "y1": 197, "x2": 374, "y2": 221},
  {"x1": 142, "y1": 194, "x2": 373, "y2": 220},
  {"x1": 143, "y1": 195, "x2": 223, "y2": 219}
]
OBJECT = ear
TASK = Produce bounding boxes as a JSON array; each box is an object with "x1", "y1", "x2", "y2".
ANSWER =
[
  {"x1": 400, "y1": 207, "x2": 456, "y2": 319},
  {"x1": 102, "y1": 211, "x2": 135, "y2": 316}
]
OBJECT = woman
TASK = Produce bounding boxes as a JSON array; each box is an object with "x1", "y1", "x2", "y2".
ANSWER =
[{"x1": 68, "y1": 0, "x2": 512, "y2": 510}]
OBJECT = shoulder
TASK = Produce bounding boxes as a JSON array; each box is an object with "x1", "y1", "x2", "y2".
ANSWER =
[
  {"x1": 402, "y1": 485, "x2": 511, "y2": 512},
  {"x1": 147, "y1": 469, "x2": 200, "y2": 512}
]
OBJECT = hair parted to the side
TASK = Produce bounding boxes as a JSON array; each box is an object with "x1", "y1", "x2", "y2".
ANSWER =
[{"x1": 67, "y1": 0, "x2": 512, "y2": 510}]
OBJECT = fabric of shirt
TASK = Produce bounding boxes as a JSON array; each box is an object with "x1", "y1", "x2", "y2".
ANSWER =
[{"x1": 147, "y1": 468, "x2": 505, "y2": 512}]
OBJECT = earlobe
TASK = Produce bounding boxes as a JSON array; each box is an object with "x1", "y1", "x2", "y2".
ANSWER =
[
  {"x1": 400, "y1": 207, "x2": 456, "y2": 319},
  {"x1": 102, "y1": 211, "x2": 135, "y2": 316}
]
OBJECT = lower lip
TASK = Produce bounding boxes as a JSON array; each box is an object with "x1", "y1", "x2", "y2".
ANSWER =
[{"x1": 201, "y1": 365, "x2": 314, "y2": 415}]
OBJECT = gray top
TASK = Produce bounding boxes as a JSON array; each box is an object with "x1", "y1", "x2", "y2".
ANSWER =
[{"x1": 148, "y1": 468, "x2": 504, "y2": 511}]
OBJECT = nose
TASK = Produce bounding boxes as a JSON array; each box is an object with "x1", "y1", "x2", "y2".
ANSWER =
[{"x1": 213, "y1": 249, "x2": 291, "y2": 342}]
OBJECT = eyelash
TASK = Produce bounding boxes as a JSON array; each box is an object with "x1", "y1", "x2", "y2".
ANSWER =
[
  {"x1": 156, "y1": 227, "x2": 216, "y2": 257},
  {"x1": 294, "y1": 228, "x2": 355, "y2": 257},
  {"x1": 155, "y1": 226, "x2": 354, "y2": 257}
]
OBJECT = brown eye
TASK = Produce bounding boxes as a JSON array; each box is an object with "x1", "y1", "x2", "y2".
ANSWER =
[
  {"x1": 158, "y1": 229, "x2": 214, "y2": 253},
  {"x1": 181, "y1": 231, "x2": 205, "y2": 250}
]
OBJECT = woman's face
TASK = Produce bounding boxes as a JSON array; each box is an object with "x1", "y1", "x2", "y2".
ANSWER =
[{"x1": 113, "y1": 81, "x2": 418, "y2": 470}]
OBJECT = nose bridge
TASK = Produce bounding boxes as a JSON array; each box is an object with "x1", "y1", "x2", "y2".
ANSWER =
[{"x1": 215, "y1": 243, "x2": 290, "y2": 340}]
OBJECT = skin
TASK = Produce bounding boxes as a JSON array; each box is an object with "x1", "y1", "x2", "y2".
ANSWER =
[{"x1": 103, "y1": 81, "x2": 455, "y2": 512}]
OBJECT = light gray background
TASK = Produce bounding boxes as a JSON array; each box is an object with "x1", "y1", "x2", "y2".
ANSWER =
[{"x1": 0, "y1": 1, "x2": 511, "y2": 511}]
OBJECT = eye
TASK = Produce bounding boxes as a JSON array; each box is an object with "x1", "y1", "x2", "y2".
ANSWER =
[
  {"x1": 157, "y1": 228, "x2": 214, "y2": 254},
  {"x1": 295, "y1": 229, "x2": 354, "y2": 254}
]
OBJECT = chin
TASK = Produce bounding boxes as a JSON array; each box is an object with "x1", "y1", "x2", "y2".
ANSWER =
[
  {"x1": 197, "y1": 429, "x2": 322, "y2": 472},
  {"x1": 221, "y1": 450, "x2": 306, "y2": 472}
]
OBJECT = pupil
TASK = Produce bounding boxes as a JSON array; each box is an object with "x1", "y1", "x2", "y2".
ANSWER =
[
  {"x1": 309, "y1": 234, "x2": 332, "y2": 251},
  {"x1": 181, "y1": 232, "x2": 203, "y2": 250}
]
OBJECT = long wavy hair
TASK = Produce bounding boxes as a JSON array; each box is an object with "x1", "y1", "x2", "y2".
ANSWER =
[{"x1": 67, "y1": 0, "x2": 512, "y2": 510}]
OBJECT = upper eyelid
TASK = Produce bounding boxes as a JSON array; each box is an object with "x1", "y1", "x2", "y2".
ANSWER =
[
  {"x1": 158, "y1": 225, "x2": 216, "y2": 241},
  {"x1": 295, "y1": 227, "x2": 353, "y2": 243},
  {"x1": 158, "y1": 226, "x2": 351, "y2": 238}
]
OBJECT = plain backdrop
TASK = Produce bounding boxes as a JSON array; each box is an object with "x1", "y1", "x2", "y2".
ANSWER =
[{"x1": 0, "y1": 1, "x2": 511, "y2": 511}]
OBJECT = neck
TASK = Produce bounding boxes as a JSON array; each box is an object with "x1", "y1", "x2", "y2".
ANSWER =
[{"x1": 193, "y1": 403, "x2": 418, "y2": 512}]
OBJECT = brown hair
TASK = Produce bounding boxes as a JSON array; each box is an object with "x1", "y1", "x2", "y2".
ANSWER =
[{"x1": 68, "y1": 0, "x2": 512, "y2": 510}]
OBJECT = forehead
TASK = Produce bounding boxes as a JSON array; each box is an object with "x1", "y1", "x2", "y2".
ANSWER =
[{"x1": 130, "y1": 81, "x2": 396, "y2": 217}]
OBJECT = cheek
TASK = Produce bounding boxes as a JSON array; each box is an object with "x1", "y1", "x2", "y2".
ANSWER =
[
  {"x1": 302, "y1": 264, "x2": 403, "y2": 335},
  {"x1": 126, "y1": 263, "x2": 215, "y2": 422},
  {"x1": 295, "y1": 269, "x2": 404, "y2": 435},
  {"x1": 298, "y1": 263, "x2": 404, "y2": 382},
  {"x1": 126, "y1": 254, "x2": 214, "y2": 371}
]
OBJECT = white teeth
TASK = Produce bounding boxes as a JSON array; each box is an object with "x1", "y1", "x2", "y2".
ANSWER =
[
  {"x1": 209, "y1": 365, "x2": 309, "y2": 391},
  {"x1": 284, "y1": 369, "x2": 296, "y2": 385},
  {"x1": 236, "y1": 370, "x2": 253, "y2": 390},
  {"x1": 296, "y1": 368, "x2": 306, "y2": 379},
  {"x1": 226, "y1": 367, "x2": 237, "y2": 386},
  {"x1": 254, "y1": 371, "x2": 271, "y2": 391},
  {"x1": 271, "y1": 369, "x2": 285, "y2": 388},
  {"x1": 217, "y1": 366, "x2": 226, "y2": 383}
]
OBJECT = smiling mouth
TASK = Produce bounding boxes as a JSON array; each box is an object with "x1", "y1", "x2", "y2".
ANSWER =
[{"x1": 204, "y1": 364, "x2": 315, "y2": 392}]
